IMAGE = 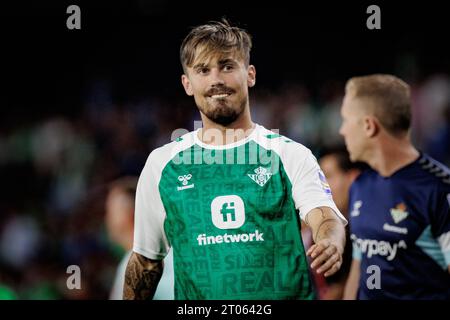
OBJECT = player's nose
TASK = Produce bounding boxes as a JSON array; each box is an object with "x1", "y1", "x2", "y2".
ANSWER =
[{"x1": 209, "y1": 68, "x2": 225, "y2": 86}]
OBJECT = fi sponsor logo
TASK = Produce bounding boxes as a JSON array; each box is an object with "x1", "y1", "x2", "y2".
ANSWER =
[
  {"x1": 196, "y1": 195, "x2": 264, "y2": 246},
  {"x1": 211, "y1": 195, "x2": 245, "y2": 229}
]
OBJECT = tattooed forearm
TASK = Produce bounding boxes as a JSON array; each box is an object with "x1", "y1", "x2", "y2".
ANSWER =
[
  {"x1": 307, "y1": 207, "x2": 345, "y2": 249},
  {"x1": 123, "y1": 252, "x2": 163, "y2": 300},
  {"x1": 306, "y1": 207, "x2": 323, "y2": 225},
  {"x1": 313, "y1": 218, "x2": 339, "y2": 243}
]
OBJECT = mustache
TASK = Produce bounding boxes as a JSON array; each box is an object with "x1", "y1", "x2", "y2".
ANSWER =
[{"x1": 205, "y1": 86, "x2": 235, "y2": 96}]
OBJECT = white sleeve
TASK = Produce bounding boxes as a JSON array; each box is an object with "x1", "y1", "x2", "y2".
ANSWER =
[
  {"x1": 292, "y1": 150, "x2": 347, "y2": 225},
  {"x1": 133, "y1": 152, "x2": 170, "y2": 260}
]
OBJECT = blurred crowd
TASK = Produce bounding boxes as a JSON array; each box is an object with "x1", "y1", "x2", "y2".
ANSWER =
[{"x1": 0, "y1": 73, "x2": 449, "y2": 299}]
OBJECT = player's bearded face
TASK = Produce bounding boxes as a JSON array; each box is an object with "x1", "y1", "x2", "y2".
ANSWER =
[
  {"x1": 198, "y1": 83, "x2": 247, "y2": 126},
  {"x1": 183, "y1": 53, "x2": 255, "y2": 126}
]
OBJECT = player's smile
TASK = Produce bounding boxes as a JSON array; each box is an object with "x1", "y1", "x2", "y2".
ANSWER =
[
  {"x1": 209, "y1": 93, "x2": 231, "y2": 99},
  {"x1": 205, "y1": 86, "x2": 235, "y2": 100}
]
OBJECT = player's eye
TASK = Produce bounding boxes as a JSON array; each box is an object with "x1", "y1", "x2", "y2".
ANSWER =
[
  {"x1": 223, "y1": 64, "x2": 234, "y2": 71},
  {"x1": 195, "y1": 67, "x2": 209, "y2": 74}
]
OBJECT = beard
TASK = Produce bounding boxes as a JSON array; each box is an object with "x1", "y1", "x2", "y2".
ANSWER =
[
  {"x1": 202, "y1": 101, "x2": 243, "y2": 125},
  {"x1": 198, "y1": 87, "x2": 247, "y2": 126}
]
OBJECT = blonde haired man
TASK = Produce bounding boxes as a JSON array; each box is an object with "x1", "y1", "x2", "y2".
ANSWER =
[{"x1": 340, "y1": 74, "x2": 450, "y2": 299}]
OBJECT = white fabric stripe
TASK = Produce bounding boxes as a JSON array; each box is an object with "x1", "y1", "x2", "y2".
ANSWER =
[{"x1": 438, "y1": 231, "x2": 450, "y2": 252}]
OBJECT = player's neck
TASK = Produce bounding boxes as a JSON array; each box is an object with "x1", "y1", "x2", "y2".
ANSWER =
[
  {"x1": 198, "y1": 108, "x2": 255, "y2": 146},
  {"x1": 369, "y1": 135, "x2": 419, "y2": 177}
]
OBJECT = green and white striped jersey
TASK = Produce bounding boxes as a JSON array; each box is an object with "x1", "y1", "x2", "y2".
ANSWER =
[{"x1": 134, "y1": 124, "x2": 345, "y2": 299}]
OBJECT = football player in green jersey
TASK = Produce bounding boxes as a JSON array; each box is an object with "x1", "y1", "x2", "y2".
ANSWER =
[{"x1": 123, "y1": 20, "x2": 347, "y2": 300}]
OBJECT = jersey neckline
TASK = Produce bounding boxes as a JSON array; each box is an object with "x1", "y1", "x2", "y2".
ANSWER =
[
  {"x1": 193, "y1": 123, "x2": 261, "y2": 150},
  {"x1": 378, "y1": 152, "x2": 423, "y2": 180}
]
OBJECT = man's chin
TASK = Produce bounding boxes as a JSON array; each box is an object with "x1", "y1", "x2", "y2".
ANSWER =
[
  {"x1": 202, "y1": 104, "x2": 241, "y2": 126},
  {"x1": 349, "y1": 153, "x2": 364, "y2": 164},
  {"x1": 208, "y1": 114, "x2": 239, "y2": 126},
  {"x1": 348, "y1": 150, "x2": 359, "y2": 162}
]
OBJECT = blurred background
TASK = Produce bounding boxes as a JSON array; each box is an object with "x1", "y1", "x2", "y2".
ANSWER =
[{"x1": 0, "y1": 0, "x2": 449, "y2": 299}]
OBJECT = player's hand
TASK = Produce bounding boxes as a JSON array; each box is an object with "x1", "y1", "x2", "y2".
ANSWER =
[{"x1": 306, "y1": 239, "x2": 343, "y2": 277}]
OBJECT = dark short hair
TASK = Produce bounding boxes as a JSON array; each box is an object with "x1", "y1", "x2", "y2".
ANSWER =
[
  {"x1": 320, "y1": 145, "x2": 368, "y2": 172},
  {"x1": 108, "y1": 176, "x2": 138, "y2": 199}
]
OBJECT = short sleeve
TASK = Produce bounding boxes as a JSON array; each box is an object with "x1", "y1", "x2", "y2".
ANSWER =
[
  {"x1": 133, "y1": 152, "x2": 170, "y2": 260},
  {"x1": 292, "y1": 150, "x2": 347, "y2": 225}
]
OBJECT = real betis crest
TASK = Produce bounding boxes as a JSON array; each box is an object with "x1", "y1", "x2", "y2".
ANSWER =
[
  {"x1": 248, "y1": 166, "x2": 272, "y2": 187},
  {"x1": 390, "y1": 202, "x2": 409, "y2": 224}
]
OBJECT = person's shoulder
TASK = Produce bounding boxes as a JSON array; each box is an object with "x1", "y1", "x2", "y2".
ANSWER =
[
  {"x1": 351, "y1": 167, "x2": 377, "y2": 188},
  {"x1": 416, "y1": 153, "x2": 450, "y2": 189},
  {"x1": 255, "y1": 124, "x2": 312, "y2": 157},
  {"x1": 146, "y1": 131, "x2": 196, "y2": 168}
]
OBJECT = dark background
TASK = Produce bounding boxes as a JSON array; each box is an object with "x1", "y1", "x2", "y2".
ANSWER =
[{"x1": 2, "y1": 1, "x2": 449, "y2": 120}]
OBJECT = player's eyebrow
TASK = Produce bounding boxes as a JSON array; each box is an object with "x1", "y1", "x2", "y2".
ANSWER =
[
  {"x1": 192, "y1": 63, "x2": 208, "y2": 70},
  {"x1": 192, "y1": 58, "x2": 237, "y2": 71},
  {"x1": 192, "y1": 62, "x2": 208, "y2": 69},
  {"x1": 218, "y1": 58, "x2": 237, "y2": 66}
]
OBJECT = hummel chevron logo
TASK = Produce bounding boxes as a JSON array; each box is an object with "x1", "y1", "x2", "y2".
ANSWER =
[
  {"x1": 248, "y1": 166, "x2": 272, "y2": 187},
  {"x1": 177, "y1": 174, "x2": 194, "y2": 191}
]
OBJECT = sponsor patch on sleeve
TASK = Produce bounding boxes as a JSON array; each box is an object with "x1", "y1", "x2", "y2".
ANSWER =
[{"x1": 318, "y1": 170, "x2": 332, "y2": 196}]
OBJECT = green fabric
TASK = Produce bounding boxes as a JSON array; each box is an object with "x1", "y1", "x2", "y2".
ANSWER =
[{"x1": 159, "y1": 141, "x2": 313, "y2": 299}]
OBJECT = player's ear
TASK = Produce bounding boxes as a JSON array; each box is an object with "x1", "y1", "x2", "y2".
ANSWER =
[
  {"x1": 247, "y1": 65, "x2": 256, "y2": 87},
  {"x1": 181, "y1": 74, "x2": 194, "y2": 96},
  {"x1": 364, "y1": 116, "x2": 379, "y2": 138}
]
